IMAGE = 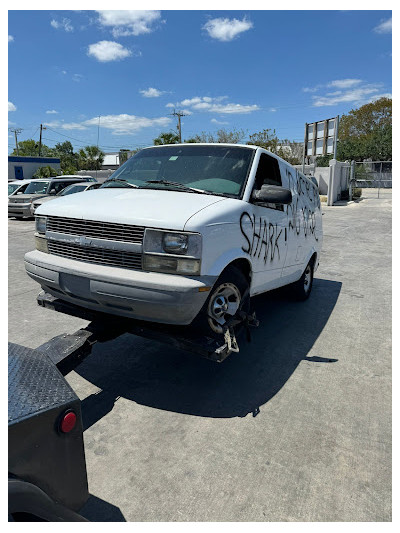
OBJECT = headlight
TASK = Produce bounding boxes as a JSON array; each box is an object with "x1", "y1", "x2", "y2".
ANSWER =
[
  {"x1": 35, "y1": 216, "x2": 47, "y2": 235},
  {"x1": 144, "y1": 229, "x2": 202, "y2": 257},
  {"x1": 143, "y1": 229, "x2": 202, "y2": 275},
  {"x1": 162, "y1": 233, "x2": 188, "y2": 255}
]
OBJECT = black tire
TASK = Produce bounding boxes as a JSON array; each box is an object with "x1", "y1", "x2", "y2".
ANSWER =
[
  {"x1": 290, "y1": 257, "x2": 315, "y2": 301},
  {"x1": 193, "y1": 265, "x2": 250, "y2": 338}
]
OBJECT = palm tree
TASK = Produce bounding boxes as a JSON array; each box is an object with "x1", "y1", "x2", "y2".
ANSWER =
[{"x1": 78, "y1": 146, "x2": 105, "y2": 170}]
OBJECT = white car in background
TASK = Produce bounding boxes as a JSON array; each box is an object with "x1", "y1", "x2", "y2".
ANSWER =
[
  {"x1": 30, "y1": 182, "x2": 101, "y2": 216},
  {"x1": 8, "y1": 179, "x2": 35, "y2": 196}
]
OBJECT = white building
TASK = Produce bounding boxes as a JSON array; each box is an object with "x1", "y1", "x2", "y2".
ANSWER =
[{"x1": 8, "y1": 156, "x2": 61, "y2": 181}]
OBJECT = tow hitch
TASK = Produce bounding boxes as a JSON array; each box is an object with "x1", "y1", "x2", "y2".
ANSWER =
[{"x1": 37, "y1": 291, "x2": 259, "y2": 371}]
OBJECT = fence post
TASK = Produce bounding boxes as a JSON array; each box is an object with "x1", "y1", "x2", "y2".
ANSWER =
[
  {"x1": 349, "y1": 160, "x2": 355, "y2": 201},
  {"x1": 379, "y1": 161, "x2": 382, "y2": 199}
]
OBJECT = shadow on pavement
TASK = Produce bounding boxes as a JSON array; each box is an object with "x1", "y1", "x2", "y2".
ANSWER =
[
  {"x1": 79, "y1": 494, "x2": 126, "y2": 522},
  {"x1": 76, "y1": 278, "x2": 341, "y2": 420}
]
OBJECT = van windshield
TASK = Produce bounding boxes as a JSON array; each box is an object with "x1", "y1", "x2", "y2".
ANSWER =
[
  {"x1": 25, "y1": 181, "x2": 50, "y2": 194},
  {"x1": 101, "y1": 145, "x2": 255, "y2": 197}
]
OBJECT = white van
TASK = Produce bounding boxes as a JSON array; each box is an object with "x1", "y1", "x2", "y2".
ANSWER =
[{"x1": 25, "y1": 144, "x2": 322, "y2": 337}]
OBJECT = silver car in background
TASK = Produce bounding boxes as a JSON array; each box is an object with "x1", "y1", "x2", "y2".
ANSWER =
[
  {"x1": 8, "y1": 176, "x2": 96, "y2": 219},
  {"x1": 30, "y1": 182, "x2": 101, "y2": 215}
]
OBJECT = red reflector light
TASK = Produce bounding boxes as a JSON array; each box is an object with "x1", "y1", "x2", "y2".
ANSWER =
[{"x1": 60, "y1": 411, "x2": 77, "y2": 433}]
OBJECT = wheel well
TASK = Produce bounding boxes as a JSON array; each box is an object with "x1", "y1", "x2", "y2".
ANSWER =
[
  {"x1": 222, "y1": 258, "x2": 252, "y2": 283},
  {"x1": 310, "y1": 252, "x2": 318, "y2": 269}
]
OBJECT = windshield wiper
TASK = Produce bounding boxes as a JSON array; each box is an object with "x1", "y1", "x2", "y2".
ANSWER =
[
  {"x1": 145, "y1": 179, "x2": 209, "y2": 194},
  {"x1": 105, "y1": 178, "x2": 138, "y2": 188}
]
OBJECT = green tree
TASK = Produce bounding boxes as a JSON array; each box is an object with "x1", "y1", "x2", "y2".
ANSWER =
[
  {"x1": 11, "y1": 139, "x2": 55, "y2": 157},
  {"x1": 337, "y1": 97, "x2": 392, "y2": 161},
  {"x1": 32, "y1": 166, "x2": 60, "y2": 178},
  {"x1": 185, "y1": 128, "x2": 246, "y2": 144},
  {"x1": 153, "y1": 132, "x2": 180, "y2": 145},
  {"x1": 119, "y1": 149, "x2": 131, "y2": 165},
  {"x1": 54, "y1": 141, "x2": 79, "y2": 174},
  {"x1": 247, "y1": 128, "x2": 279, "y2": 152},
  {"x1": 78, "y1": 146, "x2": 105, "y2": 170}
]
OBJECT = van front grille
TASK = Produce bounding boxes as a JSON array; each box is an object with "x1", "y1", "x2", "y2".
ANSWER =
[
  {"x1": 46, "y1": 216, "x2": 145, "y2": 244},
  {"x1": 47, "y1": 240, "x2": 142, "y2": 271}
]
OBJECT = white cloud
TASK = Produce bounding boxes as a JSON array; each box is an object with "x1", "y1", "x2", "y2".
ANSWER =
[
  {"x1": 87, "y1": 41, "x2": 131, "y2": 62},
  {"x1": 50, "y1": 18, "x2": 74, "y2": 32},
  {"x1": 8, "y1": 35, "x2": 14, "y2": 42},
  {"x1": 8, "y1": 102, "x2": 16, "y2": 112},
  {"x1": 140, "y1": 87, "x2": 164, "y2": 98},
  {"x1": 203, "y1": 17, "x2": 253, "y2": 42},
  {"x1": 312, "y1": 84, "x2": 386, "y2": 107},
  {"x1": 60, "y1": 122, "x2": 88, "y2": 131},
  {"x1": 328, "y1": 79, "x2": 363, "y2": 89},
  {"x1": 46, "y1": 110, "x2": 58, "y2": 114},
  {"x1": 211, "y1": 118, "x2": 229, "y2": 125},
  {"x1": 83, "y1": 114, "x2": 171, "y2": 135},
  {"x1": 72, "y1": 74, "x2": 84, "y2": 82},
  {"x1": 373, "y1": 18, "x2": 392, "y2": 34},
  {"x1": 269, "y1": 108, "x2": 277, "y2": 112},
  {"x1": 169, "y1": 96, "x2": 259, "y2": 115},
  {"x1": 97, "y1": 10, "x2": 161, "y2": 37},
  {"x1": 303, "y1": 79, "x2": 362, "y2": 93}
]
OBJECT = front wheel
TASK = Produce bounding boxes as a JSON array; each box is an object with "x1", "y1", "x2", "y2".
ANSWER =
[{"x1": 193, "y1": 266, "x2": 250, "y2": 338}]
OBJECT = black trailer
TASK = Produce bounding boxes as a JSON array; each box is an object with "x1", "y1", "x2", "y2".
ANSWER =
[{"x1": 8, "y1": 343, "x2": 89, "y2": 521}]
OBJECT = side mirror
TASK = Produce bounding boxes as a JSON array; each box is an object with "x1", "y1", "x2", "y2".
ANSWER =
[
  {"x1": 252, "y1": 184, "x2": 292, "y2": 205},
  {"x1": 49, "y1": 190, "x2": 57, "y2": 195}
]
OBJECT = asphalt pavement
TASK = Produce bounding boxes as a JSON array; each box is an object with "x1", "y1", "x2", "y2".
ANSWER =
[{"x1": 8, "y1": 189, "x2": 392, "y2": 522}]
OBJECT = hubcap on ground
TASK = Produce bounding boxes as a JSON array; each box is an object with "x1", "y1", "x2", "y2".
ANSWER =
[{"x1": 207, "y1": 282, "x2": 242, "y2": 334}]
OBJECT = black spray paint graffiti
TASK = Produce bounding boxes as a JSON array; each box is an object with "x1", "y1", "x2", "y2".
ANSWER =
[
  {"x1": 285, "y1": 168, "x2": 319, "y2": 242},
  {"x1": 239, "y1": 168, "x2": 320, "y2": 263},
  {"x1": 240, "y1": 212, "x2": 282, "y2": 264}
]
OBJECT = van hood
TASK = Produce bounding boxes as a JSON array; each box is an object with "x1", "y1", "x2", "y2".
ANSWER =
[{"x1": 36, "y1": 188, "x2": 228, "y2": 230}]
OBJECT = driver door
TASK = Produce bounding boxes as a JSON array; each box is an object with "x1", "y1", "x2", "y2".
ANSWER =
[{"x1": 244, "y1": 153, "x2": 288, "y2": 294}]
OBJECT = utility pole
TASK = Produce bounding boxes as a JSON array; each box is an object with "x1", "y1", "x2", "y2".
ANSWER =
[
  {"x1": 170, "y1": 110, "x2": 188, "y2": 143},
  {"x1": 96, "y1": 115, "x2": 101, "y2": 179},
  {"x1": 38, "y1": 124, "x2": 47, "y2": 156},
  {"x1": 9, "y1": 128, "x2": 22, "y2": 155}
]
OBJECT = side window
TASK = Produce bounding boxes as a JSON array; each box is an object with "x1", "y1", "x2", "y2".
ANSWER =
[
  {"x1": 48, "y1": 182, "x2": 60, "y2": 194},
  {"x1": 253, "y1": 153, "x2": 282, "y2": 190}
]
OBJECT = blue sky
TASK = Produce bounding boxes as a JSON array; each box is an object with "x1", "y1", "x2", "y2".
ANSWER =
[{"x1": 8, "y1": 9, "x2": 392, "y2": 154}]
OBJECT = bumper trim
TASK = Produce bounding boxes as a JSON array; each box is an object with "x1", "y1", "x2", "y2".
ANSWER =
[{"x1": 25, "y1": 250, "x2": 216, "y2": 325}]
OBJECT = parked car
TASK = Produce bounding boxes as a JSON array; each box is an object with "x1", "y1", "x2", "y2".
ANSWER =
[
  {"x1": 25, "y1": 144, "x2": 323, "y2": 338},
  {"x1": 8, "y1": 176, "x2": 96, "y2": 219},
  {"x1": 30, "y1": 182, "x2": 101, "y2": 216},
  {"x1": 8, "y1": 180, "x2": 35, "y2": 197}
]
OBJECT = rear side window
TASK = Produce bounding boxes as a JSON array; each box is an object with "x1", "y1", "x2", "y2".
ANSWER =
[{"x1": 254, "y1": 153, "x2": 282, "y2": 189}]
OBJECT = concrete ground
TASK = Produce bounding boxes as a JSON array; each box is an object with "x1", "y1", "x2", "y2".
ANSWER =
[{"x1": 8, "y1": 189, "x2": 391, "y2": 522}]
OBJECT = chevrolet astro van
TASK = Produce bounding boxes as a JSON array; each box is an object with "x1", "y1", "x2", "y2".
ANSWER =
[{"x1": 25, "y1": 144, "x2": 323, "y2": 337}]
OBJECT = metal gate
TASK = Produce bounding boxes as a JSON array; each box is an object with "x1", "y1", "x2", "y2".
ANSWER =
[{"x1": 349, "y1": 161, "x2": 392, "y2": 199}]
